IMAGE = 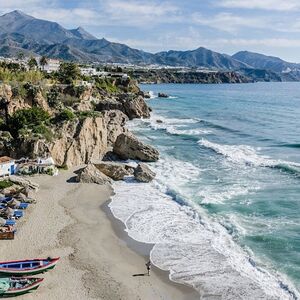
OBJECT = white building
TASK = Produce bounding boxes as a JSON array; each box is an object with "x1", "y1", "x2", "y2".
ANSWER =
[
  {"x1": 80, "y1": 67, "x2": 97, "y2": 76},
  {"x1": 0, "y1": 157, "x2": 16, "y2": 177},
  {"x1": 43, "y1": 59, "x2": 60, "y2": 73}
]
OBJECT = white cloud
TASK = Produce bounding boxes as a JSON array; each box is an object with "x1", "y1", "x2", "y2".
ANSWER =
[
  {"x1": 192, "y1": 12, "x2": 267, "y2": 33},
  {"x1": 217, "y1": 0, "x2": 300, "y2": 11},
  {"x1": 216, "y1": 38, "x2": 300, "y2": 48},
  {"x1": 104, "y1": 0, "x2": 181, "y2": 26}
]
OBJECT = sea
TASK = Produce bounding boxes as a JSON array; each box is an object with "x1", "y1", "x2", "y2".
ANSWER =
[{"x1": 109, "y1": 82, "x2": 300, "y2": 299}]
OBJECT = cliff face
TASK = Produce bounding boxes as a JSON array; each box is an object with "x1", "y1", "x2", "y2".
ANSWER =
[
  {"x1": 0, "y1": 77, "x2": 152, "y2": 167},
  {"x1": 14, "y1": 110, "x2": 129, "y2": 167},
  {"x1": 131, "y1": 70, "x2": 252, "y2": 84}
]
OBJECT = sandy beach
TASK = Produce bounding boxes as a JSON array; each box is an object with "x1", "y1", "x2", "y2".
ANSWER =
[{"x1": 0, "y1": 169, "x2": 198, "y2": 300}]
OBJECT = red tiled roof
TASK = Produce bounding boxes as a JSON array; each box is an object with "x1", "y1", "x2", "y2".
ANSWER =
[{"x1": 0, "y1": 156, "x2": 14, "y2": 164}]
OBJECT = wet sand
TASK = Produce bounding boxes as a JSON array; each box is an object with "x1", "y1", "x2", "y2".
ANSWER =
[{"x1": 0, "y1": 169, "x2": 198, "y2": 299}]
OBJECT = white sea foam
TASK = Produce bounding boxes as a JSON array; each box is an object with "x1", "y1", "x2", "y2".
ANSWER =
[
  {"x1": 139, "y1": 113, "x2": 211, "y2": 137},
  {"x1": 149, "y1": 91, "x2": 156, "y2": 99},
  {"x1": 109, "y1": 177, "x2": 298, "y2": 300},
  {"x1": 199, "y1": 139, "x2": 300, "y2": 175}
]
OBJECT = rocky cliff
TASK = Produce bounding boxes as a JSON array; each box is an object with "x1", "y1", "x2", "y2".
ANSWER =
[
  {"x1": 0, "y1": 77, "x2": 154, "y2": 167},
  {"x1": 130, "y1": 69, "x2": 252, "y2": 84}
]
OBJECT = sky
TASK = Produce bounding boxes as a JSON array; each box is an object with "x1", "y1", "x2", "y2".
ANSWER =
[{"x1": 1, "y1": 0, "x2": 300, "y2": 62}]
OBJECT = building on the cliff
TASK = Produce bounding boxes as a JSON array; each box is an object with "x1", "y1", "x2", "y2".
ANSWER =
[
  {"x1": 43, "y1": 59, "x2": 60, "y2": 73},
  {"x1": 0, "y1": 157, "x2": 16, "y2": 177}
]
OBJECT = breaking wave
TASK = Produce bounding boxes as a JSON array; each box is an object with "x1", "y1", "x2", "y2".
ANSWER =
[{"x1": 199, "y1": 139, "x2": 300, "y2": 176}]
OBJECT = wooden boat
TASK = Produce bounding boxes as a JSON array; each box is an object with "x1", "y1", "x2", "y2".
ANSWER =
[
  {"x1": 0, "y1": 257, "x2": 60, "y2": 276},
  {"x1": 0, "y1": 277, "x2": 43, "y2": 297},
  {"x1": 0, "y1": 227, "x2": 15, "y2": 240}
]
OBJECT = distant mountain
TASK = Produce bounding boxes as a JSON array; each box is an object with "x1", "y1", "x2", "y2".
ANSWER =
[
  {"x1": 232, "y1": 51, "x2": 300, "y2": 74},
  {"x1": 69, "y1": 27, "x2": 96, "y2": 40},
  {"x1": 0, "y1": 10, "x2": 299, "y2": 81},
  {"x1": 155, "y1": 47, "x2": 248, "y2": 69},
  {"x1": 0, "y1": 10, "x2": 250, "y2": 69}
]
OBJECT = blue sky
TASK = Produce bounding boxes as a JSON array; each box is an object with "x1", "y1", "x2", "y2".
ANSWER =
[{"x1": 1, "y1": 0, "x2": 300, "y2": 62}]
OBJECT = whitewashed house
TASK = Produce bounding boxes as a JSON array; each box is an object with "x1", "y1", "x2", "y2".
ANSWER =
[
  {"x1": 0, "y1": 157, "x2": 16, "y2": 177},
  {"x1": 43, "y1": 59, "x2": 60, "y2": 73}
]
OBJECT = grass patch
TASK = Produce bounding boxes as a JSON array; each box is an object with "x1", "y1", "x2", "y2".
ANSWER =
[{"x1": 0, "y1": 180, "x2": 14, "y2": 189}]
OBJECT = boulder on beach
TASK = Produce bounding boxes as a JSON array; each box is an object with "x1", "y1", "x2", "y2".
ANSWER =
[
  {"x1": 158, "y1": 93, "x2": 169, "y2": 98},
  {"x1": 113, "y1": 133, "x2": 159, "y2": 162},
  {"x1": 76, "y1": 164, "x2": 112, "y2": 185},
  {"x1": 94, "y1": 161, "x2": 132, "y2": 181},
  {"x1": 134, "y1": 163, "x2": 156, "y2": 183}
]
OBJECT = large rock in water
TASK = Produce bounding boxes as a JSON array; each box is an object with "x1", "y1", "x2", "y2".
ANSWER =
[
  {"x1": 113, "y1": 133, "x2": 159, "y2": 162},
  {"x1": 94, "y1": 162, "x2": 132, "y2": 181},
  {"x1": 76, "y1": 164, "x2": 111, "y2": 185},
  {"x1": 134, "y1": 163, "x2": 156, "y2": 182}
]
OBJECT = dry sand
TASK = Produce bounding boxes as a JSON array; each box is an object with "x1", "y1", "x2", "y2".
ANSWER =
[{"x1": 0, "y1": 169, "x2": 198, "y2": 300}]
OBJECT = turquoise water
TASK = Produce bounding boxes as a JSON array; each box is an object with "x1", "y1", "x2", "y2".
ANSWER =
[
  {"x1": 144, "y1": 83, "x2": 300, "y2": 291},
  {"x1": 110, "y1": 82, "x2": 300, "y2": 299}
]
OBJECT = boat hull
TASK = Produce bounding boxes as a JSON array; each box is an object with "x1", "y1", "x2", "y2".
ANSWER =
[
  {"x1": 0, "y1": 258, "x2": 59, "y2": 276},
  {"x1": 0, "y1": 278, "x2": 43, "y2": 297}
]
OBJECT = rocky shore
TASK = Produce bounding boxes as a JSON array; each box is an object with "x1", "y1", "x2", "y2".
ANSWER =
[{"x1": 0, "y1": 77, "x2": 159, "y2": 178}]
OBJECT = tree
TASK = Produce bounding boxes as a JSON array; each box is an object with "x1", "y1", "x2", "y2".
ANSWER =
[
  {"x1": 57, "y1": 62, "x2": 81, "y2": 84},
  {"x1": 28, "y1": 57, "x2": 38, "y2": 70},
  {"x1": 39, "y1": 56, "x2": 48, "y2": 71},
  {"x1": 17, "y1": 52, "x2": 25, "y2": 61}
]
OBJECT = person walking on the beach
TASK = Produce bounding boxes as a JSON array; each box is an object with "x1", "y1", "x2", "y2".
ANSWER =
[{"x1": 145, "y1": 261, "x2": 151, "y2": 276}]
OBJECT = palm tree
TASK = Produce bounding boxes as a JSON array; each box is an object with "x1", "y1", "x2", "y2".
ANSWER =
[
  {"x1": 28, "y1": 56, "x2": 38, "y2": 70},
  {"x1": 39, "y1": 56, "x2": 48, "y2": 71}
]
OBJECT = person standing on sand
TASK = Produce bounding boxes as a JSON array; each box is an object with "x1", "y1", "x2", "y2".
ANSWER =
[{"x1": 145, "y1": 261, "x2": 151, "y2": 276}]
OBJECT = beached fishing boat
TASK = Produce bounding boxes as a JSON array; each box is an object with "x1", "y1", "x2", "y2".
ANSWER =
[
  {"x1": 0, "y1": 257, "x2": 60, "y2": 276},
  {"x1": 0, "y1": 277, "x2": 43, "y2": 297}
]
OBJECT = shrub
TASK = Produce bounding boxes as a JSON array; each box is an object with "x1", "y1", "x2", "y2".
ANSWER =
[
  {"x1": 76, "y1": 111, "x2": 101, "y2": 120},
  {"x1": 0, "y1": 180, "x2": 13, "y2": 189},
  {"x1": 55, "y1": 109, "x2": 75, "y2": 122},
  {"x1": 95, "y1": 78, "x2": 120, "y2": 94},
  {"x1": 9, "y1": 107, "x2": 50, "y2": 137},
  {"x1": 47, "y1": 86, "x2": 60, "y2": 108},
  {"x1": 57, "y1": 62, "x2": 81, "y2": 84},
  {"x1": 60, "y1": 94, "x2": 80, "y2": 107}
]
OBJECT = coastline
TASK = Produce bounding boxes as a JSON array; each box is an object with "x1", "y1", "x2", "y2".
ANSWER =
[{"x1": 0, "y1": 169, "x2": 198, "y2": 299}]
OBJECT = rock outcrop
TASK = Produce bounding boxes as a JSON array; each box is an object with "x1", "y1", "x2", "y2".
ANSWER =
[
  {"x1": 158, "y1": 93, "x2": 169, "y2": 98},
  {"x1": 134, "y1": 163, "x2": 156, "y2": 182},
  {"x1": 113, "y1": 133, "x2": 159, "y2": 162},
  {"x1": 121, "y1": 95, "x2": 151, "y2": 119},
  {"x1": 76, "y1": 164, "x2": 111, "y2": 184},
  {"x1": 14, "y1": 110, "x2": 128, "y2": 167},
  {"x1": 94, "y1": 162, "x2": 131, "y2": 181},
  {"x1": 96, "y1": 94, "x2": 151, "y2": 120}
]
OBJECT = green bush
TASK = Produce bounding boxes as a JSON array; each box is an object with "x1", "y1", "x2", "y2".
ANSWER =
[
  {"x1": 76, "y1": 111, "x2": 101, "y2": 120},
  {"x1": 57, "y1": 62, "x2": 81, "y2": 84},
  {"x1": 0, "y1": 180, "x2": 14, "y2": 189},
  {"x1": 60, "y1": 94, "x2": 80, "y2": 107},
  {"x1": 9, "y1": 107, "x2": 50, "y2": 137},
  {"x1": 47, "y1": 86, "x2": 60, "y2": 108},
  {"x1": 55, "y1": 109, "x2": 75, "y2": 122},
  {"x1": 95, "y1": 78, "x2": 120, "y2": 94}
]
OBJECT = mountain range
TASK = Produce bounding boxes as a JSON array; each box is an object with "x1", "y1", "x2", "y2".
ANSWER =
[{"x1": 0, "y1": 10, "x2": 300, "y2": 81}]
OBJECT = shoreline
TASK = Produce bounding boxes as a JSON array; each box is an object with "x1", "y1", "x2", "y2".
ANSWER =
[{"x1": 0, "y1": 169, "x2": 199, "y2": 299}]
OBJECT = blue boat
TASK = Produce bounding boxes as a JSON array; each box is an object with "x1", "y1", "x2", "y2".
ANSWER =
[{"x1": 0, "y1": 258, "x2": 60, "y2": 275}]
